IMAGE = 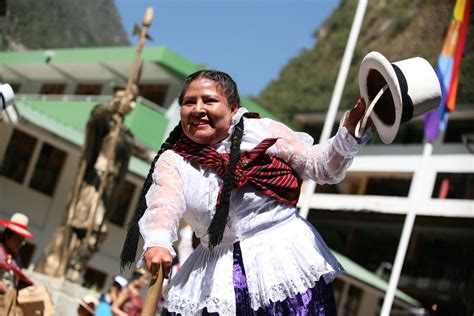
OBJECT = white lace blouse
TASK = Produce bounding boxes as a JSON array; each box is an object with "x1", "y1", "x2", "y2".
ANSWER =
[{"x1": 139, "y1": 107, "x2": 371, "y2": 315}]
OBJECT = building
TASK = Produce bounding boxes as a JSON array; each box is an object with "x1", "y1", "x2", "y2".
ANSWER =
[
  {"x1": 1, "y1": 46, "x2": 424, "y2": 314},
  {"x1": 295, "y1": 106, "x2": 474, "y2": 315}
]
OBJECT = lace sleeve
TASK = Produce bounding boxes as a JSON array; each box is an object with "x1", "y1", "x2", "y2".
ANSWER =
[
  {"x1": 266, "y1": 111, "x2": 372, "y2": 184},
  {"x1": 138, "y1": 150, "x2": 186, "y2": 257}
]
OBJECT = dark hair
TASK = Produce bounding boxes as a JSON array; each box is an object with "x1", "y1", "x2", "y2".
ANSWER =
[
  {"x1": 120, "y1": 70, "x2": 244, "y2": 269},
  {"x1": 1, "y1": 229, "x2": 13, "y2": 244},
  {"x1": 178, "y1": 70, "x2": 241, "y2": 108},
  {"x1": 207, "y1": 117, "x2": 244, "y2": 248},
  {"x1": 130, "y1": 268, "x2": 146, "y2": 282}
]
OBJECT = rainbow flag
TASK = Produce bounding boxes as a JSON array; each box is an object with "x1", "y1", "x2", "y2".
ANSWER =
[{"x1": 424, "y1": 0, "x2": 471, "y2": 143}]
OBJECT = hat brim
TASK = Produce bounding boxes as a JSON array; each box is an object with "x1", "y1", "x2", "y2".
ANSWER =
[
  {"x1": 359, "y1": 51, "x2": 403, "y2": 144},
  {"x1": 0, "y1": 221, "x2": 34, "y2": 239},
  {"x1": 1, "y1": 84, "x2": 15, "y2": 108},
  {"x1": 77, "y1": 299, "x2": 95, "y2": 314}
]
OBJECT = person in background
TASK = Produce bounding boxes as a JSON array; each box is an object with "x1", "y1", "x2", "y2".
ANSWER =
[
  {"x1": 0, "y1": 212, "x2": 34, "y2": 315},
  {"x1": 95, "y1": 275, "x2": 128, "y2": 316},
  {"x1": 77, "y1": 294, "x2": 99, "y2": 316},
  {"x1": 113, "y1": 268, "x2": 148, "y2": 316},
  {"x1": 121, "y1": 70, "x2": 372, "y2": 315}
]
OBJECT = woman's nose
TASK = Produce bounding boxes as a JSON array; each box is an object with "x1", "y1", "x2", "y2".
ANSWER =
[{"x1": 193, "y1": 101, "x2": 206, "y2": 114}]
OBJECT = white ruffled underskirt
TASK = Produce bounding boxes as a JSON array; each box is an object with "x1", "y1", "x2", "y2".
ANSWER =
[{"x1": 162, "y1": 215, "x2": 344, "y2": 315}]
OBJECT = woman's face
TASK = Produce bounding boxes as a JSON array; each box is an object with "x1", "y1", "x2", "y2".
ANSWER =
[
  {"x1": 138, "y1": 274, "x2": 149, "y2": 288},
  {"x1": 180, "y1": 78, "x2": 237, "y2": 145},
  {"x1": 5, "y1": 233, "x2": 25, "y2": 254}
]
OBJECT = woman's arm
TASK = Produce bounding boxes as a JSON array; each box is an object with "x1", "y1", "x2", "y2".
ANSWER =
[
  {"x1": 267, "y1": 98, "x2": 371, "y2": 184},
  {"x1": 138, "y1": 150, "x2": 186, "y2": 276},
  {"x1": 111, "y1": 288, "x2": 129, "y2": 316}
]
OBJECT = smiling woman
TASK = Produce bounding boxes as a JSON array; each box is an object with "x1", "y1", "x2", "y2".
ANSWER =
[
  {"x1": 180, "y1": 74, "x2": 238, "y2": 145},
  {"x1": 121, "y1": 69, "x2": 372, "y2": 315}
]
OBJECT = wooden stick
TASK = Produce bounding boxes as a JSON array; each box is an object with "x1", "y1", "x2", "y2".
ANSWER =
[{"x1": 141, "y1": 265, "x2": 164, "y2": 316}]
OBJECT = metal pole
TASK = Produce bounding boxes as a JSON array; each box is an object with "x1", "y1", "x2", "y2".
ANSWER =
[
  {"x1": 380, "y1": 142, "x2": 433, "y2": 316},
  {"x1": 299, "y1": 0, "x2": 368, "y2": 219}
]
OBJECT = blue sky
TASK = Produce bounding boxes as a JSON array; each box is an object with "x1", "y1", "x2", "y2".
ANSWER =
[{"x1": 114, "y1": 0, "x2": 340, "y2": 97}]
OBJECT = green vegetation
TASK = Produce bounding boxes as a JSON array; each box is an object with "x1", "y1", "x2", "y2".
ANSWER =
[{"x1": 257, "y1": 0, "x2": 473, "y2": 123}]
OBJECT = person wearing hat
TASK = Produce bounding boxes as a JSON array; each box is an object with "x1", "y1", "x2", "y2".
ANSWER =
[
  {"x1": 95, "y1": 275, "x2": 128, "y2": 316},
  {"x1": 77, "y1": 294, "x2": 100, "y2": 316},
  {"x1": 112, "y1": 268, "x2": 148, "y2": 316},
  {"x1": 0, "y1": 212, "x2": 34, "y2": 314}
]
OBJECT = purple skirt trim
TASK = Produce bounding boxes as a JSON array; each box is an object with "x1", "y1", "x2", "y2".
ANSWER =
[{"x1": 168, "y1": 242, "x2": 337, "y2": 315}]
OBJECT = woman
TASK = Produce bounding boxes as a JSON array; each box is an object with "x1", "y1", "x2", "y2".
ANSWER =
[
  {"x1": 112, "y1": 268, "x2": 148, "y2": 316},
  {"x1": 121, "y1": 70, "x2": 372, "y2": 315},
  {"x1": 0, "y1": 213, "x2": 34, "y2": 315},
  {"x1": 95, "y1": 275, "x2": 128, "y2": 316}
]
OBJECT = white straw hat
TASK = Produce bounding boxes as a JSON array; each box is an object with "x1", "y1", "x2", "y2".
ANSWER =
[
  {"x1": 0, "y1": 212, "x2": 34, "y2": 239},
  {"x1": 78, "y1": 294, "x2": 99, "y2": 314},
  {"x1": 113, "y1": 275, "x2": 128, "y2": 288},
  {"x1": 0, "y1": 83, "x2": 15, "y2": 109},
  {"x1": 357, "y1": 51, "x2": 441, "y2": 144}
]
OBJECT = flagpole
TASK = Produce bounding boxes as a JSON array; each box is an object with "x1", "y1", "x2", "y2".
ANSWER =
[
  {"x1": 380, "y1": 141, "x2": 433, "y2": 316},
  {"x1": 382, "y1": 1, "x2": 470, "y2": 313},
  {"x1": 299, "y1": 0, "x2": 368, "y2": 219}
]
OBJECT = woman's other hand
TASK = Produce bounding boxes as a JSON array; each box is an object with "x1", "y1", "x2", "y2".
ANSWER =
[
  {"x1": 143, "y1": 246, "x2": 173, "y2": 279},
  {"x1": 344, "y1": 98, "x2": 371, "y2": 137},
  {"x1": 0, "y1": 281, "x2": 7, "y2": 294}
]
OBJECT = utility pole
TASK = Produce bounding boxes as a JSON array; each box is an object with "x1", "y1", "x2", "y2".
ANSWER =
[{"x1": 299, "y1": 0, "x2": 368, "y2": 219}]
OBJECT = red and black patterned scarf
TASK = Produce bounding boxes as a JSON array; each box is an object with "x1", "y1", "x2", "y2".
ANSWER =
[{"x1": 172, "y1": 126, "x2": 301, "y2": 206}]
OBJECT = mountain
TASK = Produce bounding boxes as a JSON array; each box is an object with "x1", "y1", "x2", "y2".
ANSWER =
[
  {"x1": 257, "y1": 0, "x2": 473, "y2": 120},
  {"x1": 0, "y1": 0, "x2": 129, "y2": 50}
]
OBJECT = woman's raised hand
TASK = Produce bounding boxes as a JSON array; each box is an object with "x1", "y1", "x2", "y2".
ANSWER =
[
  {"x1": 143, "y1": 246, "x2": 173, "y2": 279},
  {"x1": 344, "y1": 98, "x2": 371, "y2": 137}
]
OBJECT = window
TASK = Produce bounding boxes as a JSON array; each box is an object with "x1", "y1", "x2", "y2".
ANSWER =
[
  {"x1": 29, "y1": 143, "x2": 66, "y2": 196},
  {"x1": 75, "y1": 84, "x2": 102, "y2": 95},
  {"x1": 432, "y1": 173, "x2": 474, "y2": 199},
  {"x1": 444, "y1": 119, "x2": 474, "y2": 144},
  {"x1": 138, "y1": 84, "x2": 168, "y2": 106},
  {"x1": 108, "y1": 180, "x2": 136, "y2": 226},
  {"x1": 39, "y1": 83, "x2": 66, "y2": 95},
  {"x1": 365, "y1": 177, "x2": 412, "y2": 197},
  {"x1": 83, "y1": 266, "x2": 107, "y2": 290},
  {"x1": 1, "y1": 129, "x2": 37, "y2": 183}
]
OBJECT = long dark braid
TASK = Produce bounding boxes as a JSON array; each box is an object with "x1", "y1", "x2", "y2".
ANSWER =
[
  {"x1": 207, "y1": 117, "x2": 244, "y2": 249},
  {"x1": 120, "y1": 123, "x2": 182, "y2": 270}
]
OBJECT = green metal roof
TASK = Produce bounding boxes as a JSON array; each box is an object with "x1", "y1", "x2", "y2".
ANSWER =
[
  {"x1": 0, "y1": 46, "x2": 203, "y2": 78},
  {"x1": 5, "y1": 46, "x2": 279, "y2": 176},
  {"x1": 334, "y1": 251, "x2": 421, "y2": 307},
  {"x1": 241, "y1": 97, "x2": 277, "y2": 120},
  {"x1": 0, "y1": 46, "x2": 278, "y2": 120}
]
